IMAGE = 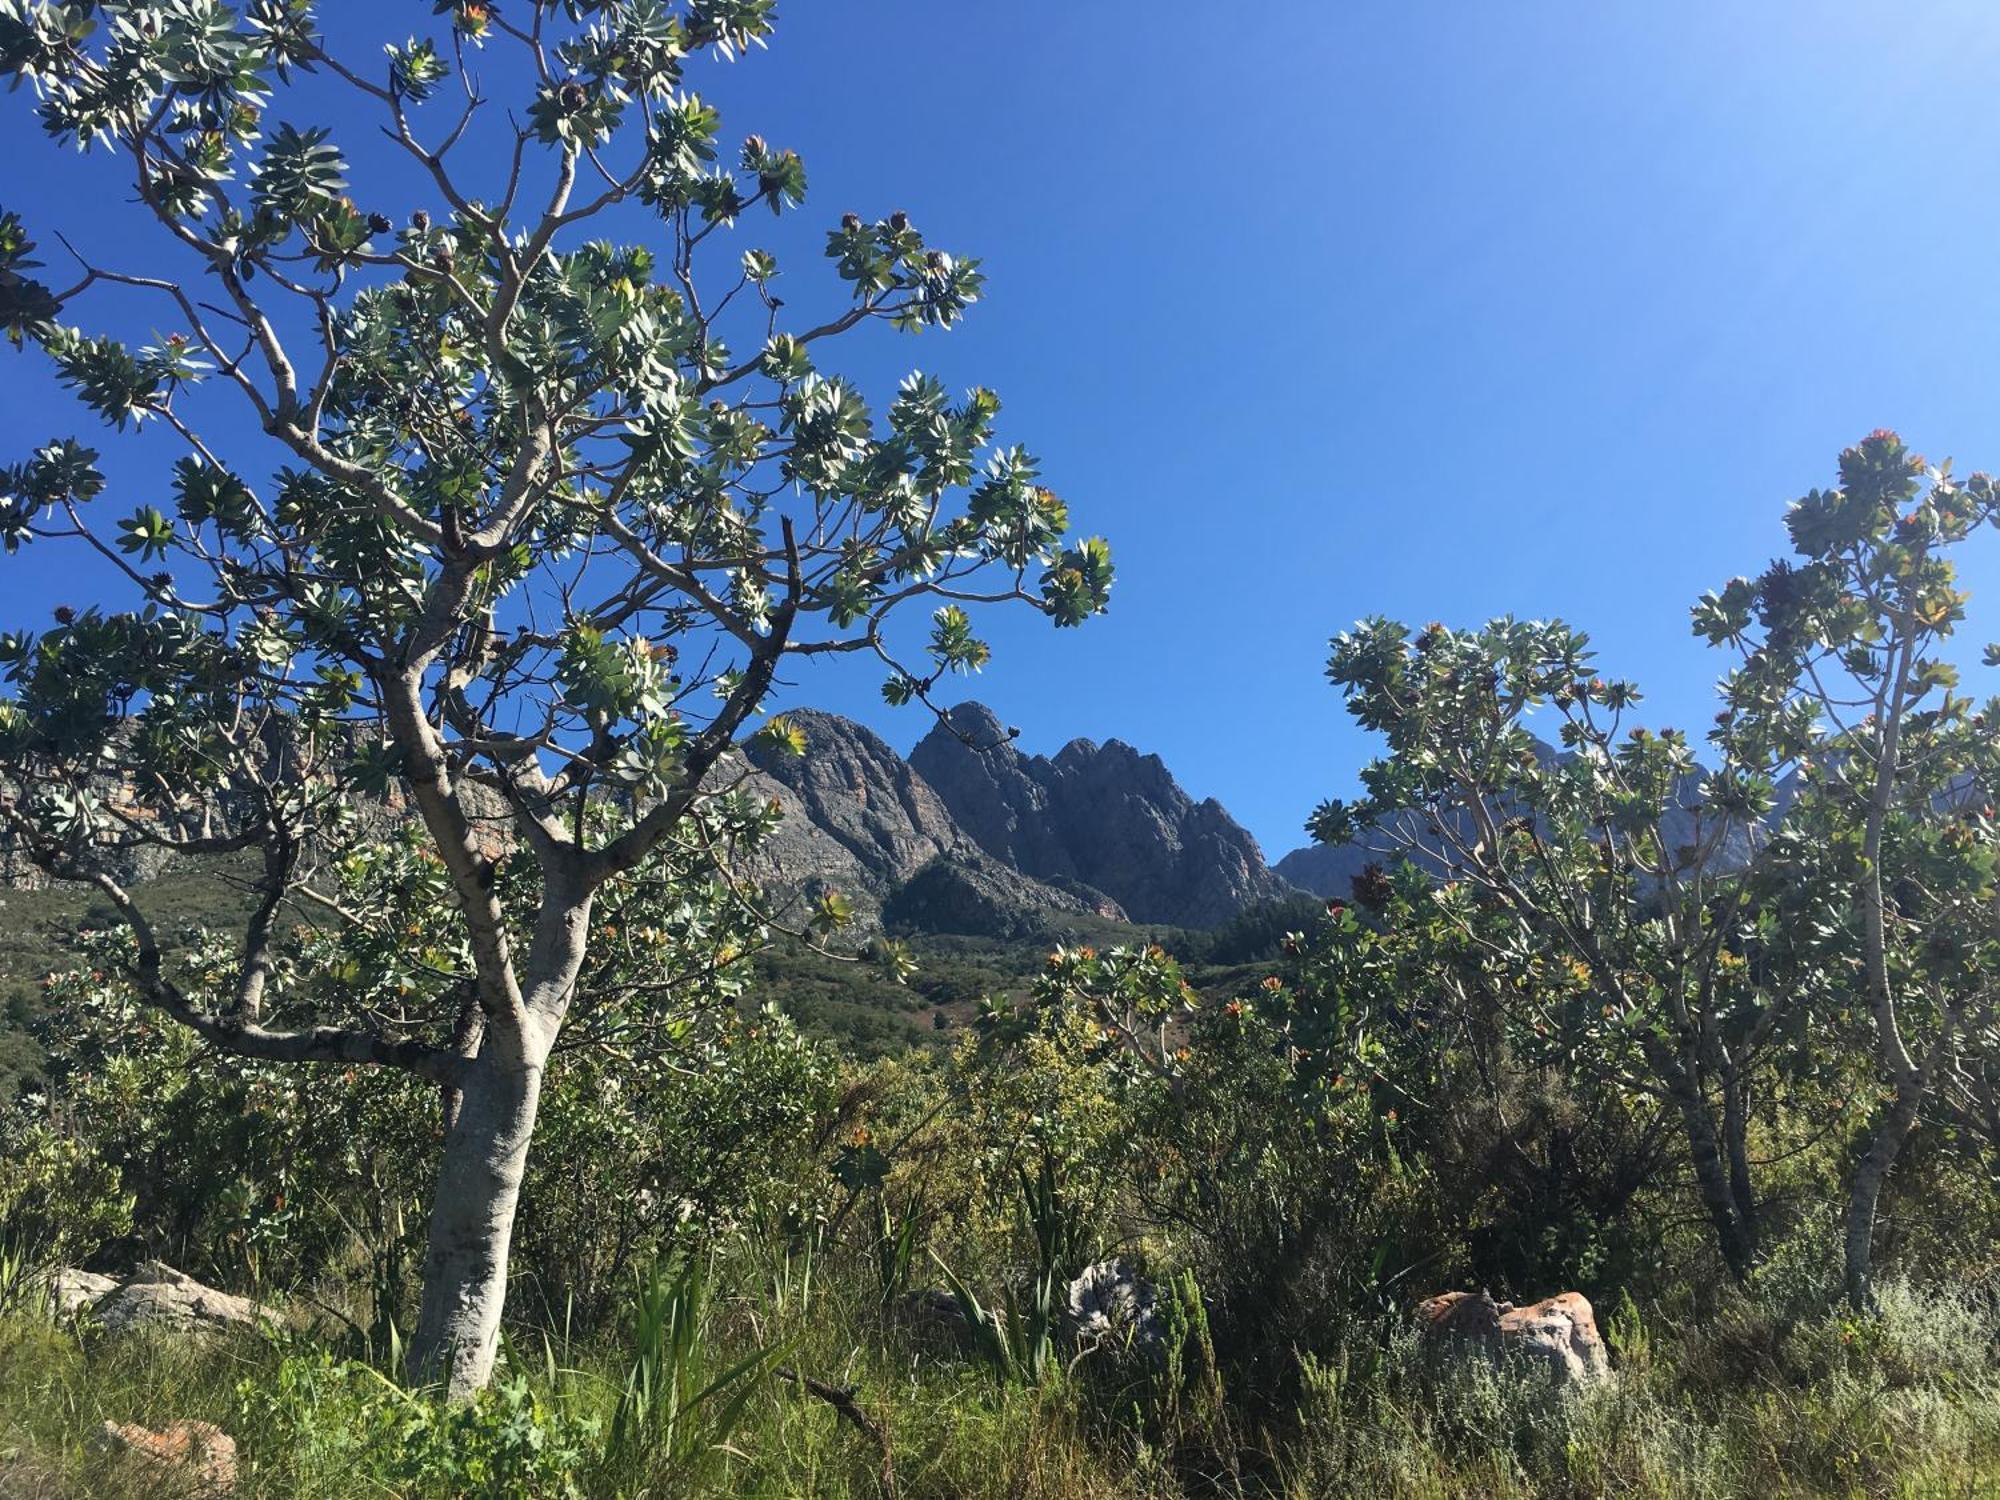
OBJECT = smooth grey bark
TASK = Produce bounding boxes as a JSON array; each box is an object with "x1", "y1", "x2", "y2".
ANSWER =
[
  {"x1": 1843, "y1": 1083, "x2": 1924, "y2": 1312},
  {"x1": 410, "y1": 1042, "x2": 548, "y2": 1396},
  {"x1": 406, "y1": 874, "x2": 594, "y2": 1396}
]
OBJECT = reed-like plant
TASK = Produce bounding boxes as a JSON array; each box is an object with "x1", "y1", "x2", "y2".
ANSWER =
[{"x1": 602, "y1": 1254, "x2": 789, "y2": 1485}]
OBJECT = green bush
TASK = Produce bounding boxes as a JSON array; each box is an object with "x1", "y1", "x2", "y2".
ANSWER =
[
  {"x1": 0, "y1": 1118, "x2": 132, "y2": 1274},
  {"x1": 235, "y1": 1350, "x2": 597, "y2": 1499}
]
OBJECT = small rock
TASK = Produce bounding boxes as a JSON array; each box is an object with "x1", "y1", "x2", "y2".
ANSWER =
[
  {"x1": 1415, "y1": 1289, "x2": 1611, "y2": 1387},
  {"x1": 892, "y1": 1287, "x2": 973, "y2": 1354},
  {"x1": 94, "y1": 1420, "x2": 237, "y2": 1495}
]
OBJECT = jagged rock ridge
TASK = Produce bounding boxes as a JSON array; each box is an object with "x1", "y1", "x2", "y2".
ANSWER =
[
  {"x1": 906, "y1": 702, "x2": 1291, "y2": 928},
  {"x1": 739, "y1": 708, "x2": 1129, "y2": 938}
]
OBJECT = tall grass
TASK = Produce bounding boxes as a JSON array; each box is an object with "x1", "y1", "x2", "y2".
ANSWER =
[
  {"x1": 600, "y1": 1253, "x2": 788, "y2": 1487},
  {"x1": 3, "y1": 1256, "x2": 1996, "y2": 1498}
]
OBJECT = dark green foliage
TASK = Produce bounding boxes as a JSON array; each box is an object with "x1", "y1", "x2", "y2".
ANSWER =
[{"x1": 1173, "y1": 891, "x2": 1328, "y2": 966}]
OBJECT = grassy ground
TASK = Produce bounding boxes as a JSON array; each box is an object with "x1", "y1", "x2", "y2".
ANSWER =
[{"x1": 3, "y1": 1266, "x2": 1996, "y2": 1499}]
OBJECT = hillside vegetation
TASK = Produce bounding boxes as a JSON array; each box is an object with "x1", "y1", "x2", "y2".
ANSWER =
[{"x1": 0, "y1": 2, "x2": 1995, "y2": 1495}]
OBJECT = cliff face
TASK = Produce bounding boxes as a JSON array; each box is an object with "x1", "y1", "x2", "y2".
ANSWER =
[
  {"x1": 742, "y1": 709, "x2": 971, "y2": 895},
  {"x1": 906, "y1": 703, "x2": 1291, "y2": 928},
  {"x1": 738, "y1": 708, "x2": 1129, "y2": 938}
]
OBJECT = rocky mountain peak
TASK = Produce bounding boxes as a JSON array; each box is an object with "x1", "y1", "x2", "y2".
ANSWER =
[
  {"x1": 741, "y1": 708, "x2": 968, "y2": 893},
  {"x1": 909, "y1": 702, "x2": 1290, "y2": 928}
]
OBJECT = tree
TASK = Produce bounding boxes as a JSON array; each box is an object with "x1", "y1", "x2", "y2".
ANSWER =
[
  {"x1": 0, "y1": 0, "x2": 1110, "y2": 1394},
  {"x1": 1696, "y1": 430, "x2": 1999, "y2": 1308},
  {"x1": 1268, "y1": 877, "x2": 1679, "y2": 1295},
  {"x1": 1306, "y1": 617, "x2": 1789, "y2": 1282}
]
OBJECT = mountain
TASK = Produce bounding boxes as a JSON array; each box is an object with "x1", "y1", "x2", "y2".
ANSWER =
[
  {"x1": 736, "y1": 702, "x2": 1296, "y2": 935},
  {"x1": 738, "y1": 708, "x2": 1130, "y2": 939},
  {"x1": 740, "y1": 708, "x2": 973, "y2": 896},
  {"x1": 906, "y1": 702, "x2": 1292, "y2": 928},
  {"x1": 1273, "y1": 839, "x2": 1388, "y2": 901},
  {"x1": 1274, "y1": 739, "x2": 1764, "y2": 899},
  {"x1": 3, "y1": 701, "x2": 1292, "y2": 941}
]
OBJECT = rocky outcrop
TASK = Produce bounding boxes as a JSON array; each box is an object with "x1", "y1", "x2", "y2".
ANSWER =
[
  {"x1": 38, "y1": 1266, "x2": 116, "y2": 1316},
  {"x1": 1274, "y1": 838, "x2": 1381, "y2": 902},
  {"x1": 1415, "y1": 1289, "x2": 1611, "y2": 1387},
  {"x1": 908, "y1": 703, "x2": 1290, "y2": 927},
  {"x1": 1277, "y1": 745, "x2": 1764, "y2": 899},
  {"x1": 1064, "y1": 1258, "x2": 1164, "y2": 1360},
  {"x1": 744, "y1": 710, "x2": 973, "y2": 894},
  {"x1": 84, "y1": 1262, "x2": 270, "y2": 1337},
  {"x1": 883, "y1": 857, "x2": 1123, "y2": 940},
  {"x1": 735, "y1": 709, "x2": 1130, "y2": 938}
]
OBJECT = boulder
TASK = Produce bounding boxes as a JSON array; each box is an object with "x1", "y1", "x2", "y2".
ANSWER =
[
  {"x1": 1415, "y1": 1289, "x2": 1610, "y2": 1387},
  {"x1": 90, "y1": 1263, "x2": 268, "y2": 1337},
  {"x1": 94, "y1": 1420, "x2": 237, "y2": 1495},
  {"x1": 37, "y1": 1267, "x2": 117, "y2": 1316},
  {"x1": 891, "y1": 1287, "x2": 973, "y2": 1355},
  {"x1": 1063, "y1": 1258, "x2": 1164, "y2": 1360}
]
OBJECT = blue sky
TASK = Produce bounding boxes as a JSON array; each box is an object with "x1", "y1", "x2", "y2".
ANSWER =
[{"x1": 6, "y1": 1, "x2": 2000, "y2": 860}]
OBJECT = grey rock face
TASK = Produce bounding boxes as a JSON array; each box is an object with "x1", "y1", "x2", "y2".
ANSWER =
[
  {"x1": 1064, "y1": 1258, "x2": 1164, "y2": 1360},
  {"x1": 909, "y1": 703, "x2": 1289, "y2": 927},
  {"x1": 883, "y1": 857, "x2": 1124, "y2": 941},
  {"x1": 89, "y1": 1262, "x2": 269, "y2": 1337},
  {"x1": 1276, "y1": 744, "x2": 1765, "y2": 900},
  {"x1": 735, "y1": 709, "x2": 1131, "y2": 938},
  {"x1": 744, "y1": 710, "x2": 970, "y2": 892},
  {"x1": 39, "y1": 1267, "x2": 117, "y2": 1316},
  {"x1": 1273, "y1": 839, "x2": 1380, "y2": 900}
]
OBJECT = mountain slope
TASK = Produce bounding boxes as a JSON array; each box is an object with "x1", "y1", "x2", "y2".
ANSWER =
[
  {"x1": 739, "y1": 708, "x2": 1127, "y2": 937},
  {"x1": 907, "y1": 702, "x2": 1291, "y2": 928}
]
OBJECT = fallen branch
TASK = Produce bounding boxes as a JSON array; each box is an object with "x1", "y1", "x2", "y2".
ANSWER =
[{"x1": 776, "y1": 1366, "x2": 897, "y2": 1500}]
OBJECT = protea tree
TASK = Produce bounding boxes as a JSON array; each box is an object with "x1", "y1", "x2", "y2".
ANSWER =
[
  {"x1": 0, "y1": 0, "x2": 1109, "y2": 1393},
  {"x1": 1304, "y1": 616, "x2": 1788, "y2": 1284},
  {"x1": 1696, "y1": 431, "x2": 2000, "y2": 1309}
]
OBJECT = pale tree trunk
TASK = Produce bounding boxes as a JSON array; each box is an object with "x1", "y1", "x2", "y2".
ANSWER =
[
  {"x1": 407, "y1": 883, "x2": 592, "y2": 1395},
  {"x1": 410, "y1": 1040, "x2": 549, "y2": 1395},
  {"x1": 1844, "y1": 633, "x2": 1914, "y2": 1312},
  {"x1": 409, "y1": 1041, "x2": 549, "y2": 1395},
  {"x1": 1843, "y1": 1083, "x2": 1924, "y2": 1311}
]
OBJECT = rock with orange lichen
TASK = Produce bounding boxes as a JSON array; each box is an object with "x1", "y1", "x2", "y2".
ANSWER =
[
  {"x1": 1415, "y1": 1289, "x2": 1611, "y2": 1387},
  {"x1": 93, "y1": 1419, "x2": 237, "y2": 1495}
]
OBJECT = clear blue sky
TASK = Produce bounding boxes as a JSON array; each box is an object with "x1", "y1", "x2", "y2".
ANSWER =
[{"x1": 6, "y1": 2, "x2": 2000, "y2": 860}]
